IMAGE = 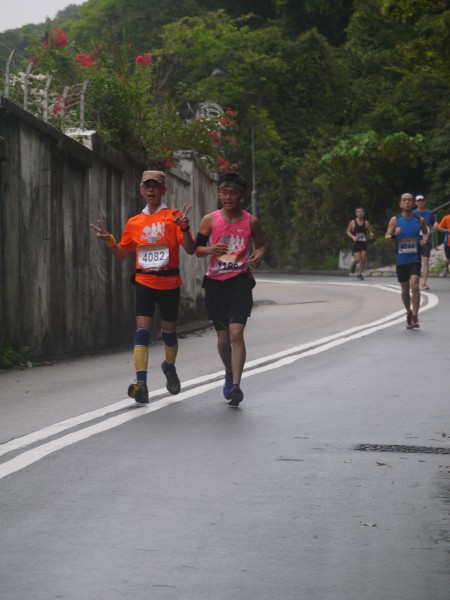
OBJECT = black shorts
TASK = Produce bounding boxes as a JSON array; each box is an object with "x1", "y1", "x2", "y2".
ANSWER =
[
  {"x1": 445, "y1": 245, "x2": 450, "y2": 260},
  {"x1": 396, "y1": 262, "x2": 421, "y2": 283},
  {"x1": 420, "y1": 243, "x2": 431, "y2": 258},
  {"x1": 135, "y1": 282, "x2": 180, "y2": 322},
  {"x1": 352, "y1": 242, "x2": 367, "y2": 254},
  {"x1": 203, "y1": 273, "x2": 253, "y2": 331}
]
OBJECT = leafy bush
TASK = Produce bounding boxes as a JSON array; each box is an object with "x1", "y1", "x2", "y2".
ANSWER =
[
  {"x1": 0, "y1": 347, "x2": 18, "y2": 369},
  {"x1": 0, "y1": 346, "x2": 32, "y2": 369}
]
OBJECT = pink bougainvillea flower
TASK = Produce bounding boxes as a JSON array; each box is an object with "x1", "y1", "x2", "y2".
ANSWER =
[
  {"x1": 42, "y1": 29, "x2": 68, "y2": 49},
  {"x1": 76, "y1": 53, "x2": 96, "y2": 67},
  {"x1": 209, "y1": 130, "x2": 221, "y2": 144},
  {"x1": 135, "y1": 54, "x2": 152, "y2": 67},
  {"x1": 215, "y1": 157, "x2": 229, "y2": 170},
  {"x1": 218, "y1": 116, "x2": 233, "y2": 129},
  {"x1": 225, "y1": 107, "x2": 237, "y2": 117},
  {"x1": 51, "y1": 29, "x2": 68, "y2": 48},
  {"x1": 215, "y1": 156, "x2": 238, "y2": 172},
  {"x1": 53, "y1": 97, "x2": 62, "y2": 115}
]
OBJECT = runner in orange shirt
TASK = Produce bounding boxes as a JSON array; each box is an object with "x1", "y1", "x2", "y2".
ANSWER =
[
  {"x1": 438, "y1": 212, "x2": 450, "y2": 278},
  {"x1": 91, "y1": 170, "x2": 195, "y2": 404}
]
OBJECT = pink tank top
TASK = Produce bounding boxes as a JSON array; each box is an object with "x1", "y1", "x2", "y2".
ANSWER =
[{"x1": 207, "y1": 210, "x2": 252, "y2": 280}]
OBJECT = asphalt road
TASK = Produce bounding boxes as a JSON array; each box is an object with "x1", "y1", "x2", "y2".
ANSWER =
[{"x1": 1, "y1": 274, "x2": 449, "y2": 600}]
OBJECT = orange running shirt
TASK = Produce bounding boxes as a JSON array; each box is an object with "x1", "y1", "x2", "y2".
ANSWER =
[
  {"x1": 439, "y1": 214, "x2": 450, "y2": 246},
  {"x1": 118, "y1": 208, "x2": 185, "y2": 290}
]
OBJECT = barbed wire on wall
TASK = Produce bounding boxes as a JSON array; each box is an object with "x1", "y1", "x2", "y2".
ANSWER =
[{"x1": 0, "y1": 44, "x2": 89, "y2": 134}]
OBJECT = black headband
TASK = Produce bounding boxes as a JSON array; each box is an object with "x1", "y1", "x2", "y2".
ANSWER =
[{"x1": 218, "y1": 180, "x2": 245, "y2": 193}]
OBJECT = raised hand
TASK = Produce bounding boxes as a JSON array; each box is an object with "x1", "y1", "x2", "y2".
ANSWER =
[
  {"x1": 90, "y1": 220, "x2": 111, "y2": 242},
  {"x1": 172, "y1": 204, "x2": 192, "y2": 230}
]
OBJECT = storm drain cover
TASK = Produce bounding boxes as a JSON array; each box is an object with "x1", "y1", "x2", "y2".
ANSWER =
[{"x1": 354, "y1": 443, "x2": 450, "y2": 455}]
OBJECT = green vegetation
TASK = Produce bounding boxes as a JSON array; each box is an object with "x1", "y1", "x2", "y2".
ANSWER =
[
  {"x1": 1, "y1": 0, "x2": 450, "y2": 269},
  {"x1": 430, "y1": 259, "x2": 446, "y2": 274},
  {"x1": 0, "y1": 346, "x2": 32, "y2": 370}
]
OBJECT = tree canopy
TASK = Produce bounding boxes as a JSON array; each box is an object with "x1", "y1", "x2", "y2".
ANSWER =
[{"x1": 1, "y1": 0, "x2": 450, "y2": 268}]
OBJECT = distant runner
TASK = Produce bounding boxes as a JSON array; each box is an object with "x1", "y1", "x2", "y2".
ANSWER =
[
  {"x1": 385, "y1": 193, "x2": 429, "y2": 329},
  {"x1": 438, "y1": 210, "x2": 450, "y2": 278},
  {"x1": 413, "y1": 194, "x2": 437, "y2": 290},
  {"x1": 346, "y1": 207, "x2": 375, "y2": 280}
]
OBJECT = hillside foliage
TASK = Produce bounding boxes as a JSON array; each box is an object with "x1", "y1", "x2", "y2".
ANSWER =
[{"x1": 1, "y1": 0, "x2": 450, "y2": 268}]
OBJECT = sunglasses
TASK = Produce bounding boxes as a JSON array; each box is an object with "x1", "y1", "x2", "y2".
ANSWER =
[{"x1": 142, "y1": 181, "x2": 164, "y2": 189}]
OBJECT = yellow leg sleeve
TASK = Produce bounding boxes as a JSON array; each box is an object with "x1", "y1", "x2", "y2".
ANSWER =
[
  {"x1": 164, "y1": 342, "x2": 178, "y2": 365},
  {"x1": 134, "y1": 345, "x2": 149, "y2": 373}
]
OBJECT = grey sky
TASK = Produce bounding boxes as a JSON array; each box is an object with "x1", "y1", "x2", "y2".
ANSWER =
[{"x1": 1, "y1": 0, "x2": 86, "y2": 33}]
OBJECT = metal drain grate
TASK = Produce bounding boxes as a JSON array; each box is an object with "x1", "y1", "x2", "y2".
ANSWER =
[{"x1": 354, "y1": 443, "x2": 450, "y2": 455}]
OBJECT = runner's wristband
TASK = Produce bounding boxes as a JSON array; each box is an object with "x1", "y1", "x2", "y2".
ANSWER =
[
  {"x1": 105, "y1": 234, "x2": 116, "y2": 248},
  {"x1": 181, "y1": 226, "x2": 190, "y2": 232}
]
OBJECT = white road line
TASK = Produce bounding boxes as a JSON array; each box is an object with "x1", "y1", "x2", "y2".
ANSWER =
[
  {"x1": 0, "y1": 282, "x2": 403, "y2": 459},
  {"x1": 0, "y1": 283, "x2": 438, "y2": 480}
]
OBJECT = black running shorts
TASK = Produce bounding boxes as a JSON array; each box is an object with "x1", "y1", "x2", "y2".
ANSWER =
[
  {"x1": 352, "y1": 241, "x2": 367, "y2": 253},
  {"x1": 420, "y1": 243, "x2": 432, "y2": 258},
  {"x1": 396, "y1": 262, "x2": 421, "y2": 283},
  {"x1": 203, "y1": 273, "x2": 253, "y2": 331},
  {"x1": 135, "y1": 282, "x2": 180, "y2": 322}
]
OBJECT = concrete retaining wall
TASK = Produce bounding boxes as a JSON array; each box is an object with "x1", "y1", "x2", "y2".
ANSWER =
[
  {"x1": 0, "y1": 96, "x2": 217, "y2": 359},
  {"x1": 339, "y1": 247, "x2": 397, "y2": 271}
]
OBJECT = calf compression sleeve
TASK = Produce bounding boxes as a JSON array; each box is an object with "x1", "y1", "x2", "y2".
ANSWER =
[
  {"x1": 134, "y1": 328, "x2": 151, "y2": 382},
  {"x1": 161, "y1": 329, "x2": 178, "y2": 367}
]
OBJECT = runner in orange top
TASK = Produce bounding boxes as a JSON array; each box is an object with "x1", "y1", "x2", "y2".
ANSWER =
[
  {"x1": 438, "y1": 212, "x2": 450, "y2": 278},
  {"x1": 91, "y1": 170, "x2": 195, "y2": 404}
]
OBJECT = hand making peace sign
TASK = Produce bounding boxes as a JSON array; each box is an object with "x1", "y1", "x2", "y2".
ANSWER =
[
  {"x1": 172, "y1": 204, "x2": 192, "y2": 230},
  {"x1": 90, "y1": 220, "x2": 111, "y2": 241}
]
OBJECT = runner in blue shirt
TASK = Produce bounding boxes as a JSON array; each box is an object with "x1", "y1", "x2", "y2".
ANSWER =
[
  {"x1": 385, "y1": 193, "x2": 429, "y2": 329},
  {"x1": 413, "y1": 194, "x2": 438, "y2": 290}
]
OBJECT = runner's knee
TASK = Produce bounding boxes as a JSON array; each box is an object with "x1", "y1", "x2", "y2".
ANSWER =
[
  {"x1": 135, "y1": 328, "x2": 151, "y2": 346},
  {"x1": 161, "y1": 330, "x2": 177, "y2": 347}
]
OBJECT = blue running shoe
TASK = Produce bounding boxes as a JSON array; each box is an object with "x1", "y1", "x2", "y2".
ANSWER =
[{"x1": 223, "y1": 372, "x2": 233, "y2": 400}]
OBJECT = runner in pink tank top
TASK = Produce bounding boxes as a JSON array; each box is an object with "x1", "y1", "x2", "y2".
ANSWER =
[
  {"x1": 195, "y1": 173, "x2": 265, "y2": 407},
  {"x1": 207, "y1": 209, "x2": 252, "y2": 280}
]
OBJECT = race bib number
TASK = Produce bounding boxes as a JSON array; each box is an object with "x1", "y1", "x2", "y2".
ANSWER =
[
  {"x1": 211, "y1": 253, "x2": 244, "y2": 274},
  {"x1": 398, "y1": 238, "x2": 417, "y2": 254},
  {"x1": 356, "y1": 234, "x2": 366, "y2": 242},
  {"x1": 137, "y1": 243, "x2": 169, "y2": 271}
]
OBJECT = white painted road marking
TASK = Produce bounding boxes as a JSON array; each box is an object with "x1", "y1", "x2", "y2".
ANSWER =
[{"x1": 0, "y1": 282, "x2": 438, "y2": 479}]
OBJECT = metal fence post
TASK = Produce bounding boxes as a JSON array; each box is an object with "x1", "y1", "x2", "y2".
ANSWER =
[
  {"x1": 61, "y1": 86, "x2": 69, "y2": 126},
  {"x1": 23, "y1": 60, "x2": 34, "y2": 110},
  {"x1": 80, "y1": 80, "x2": 89, "y2": 129},
  {"x1": 42, "y1": 75, "x2": 53, "y2": 122},
  {"x1": 5, "y1": 50, "x2": 15, "y2": 98}
]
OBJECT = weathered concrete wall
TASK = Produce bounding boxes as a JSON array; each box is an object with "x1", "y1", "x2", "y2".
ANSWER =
[{"x1": 0, "y1": 96, "x2": 217, "y2": 359}]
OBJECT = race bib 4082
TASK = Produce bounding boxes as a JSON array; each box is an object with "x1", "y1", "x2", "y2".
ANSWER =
[{"x1": 137, "y1": 243, "x2": 170, "y2": 271}]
